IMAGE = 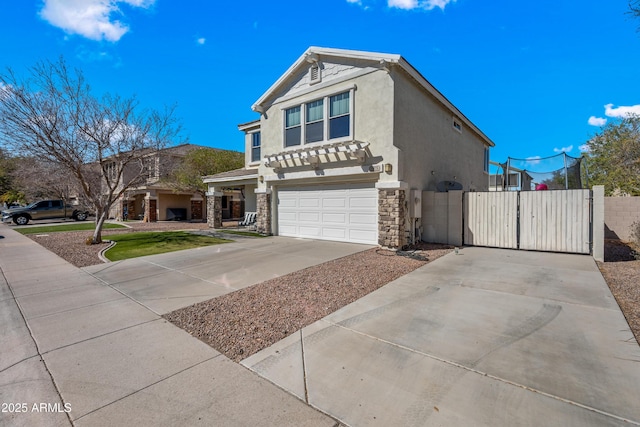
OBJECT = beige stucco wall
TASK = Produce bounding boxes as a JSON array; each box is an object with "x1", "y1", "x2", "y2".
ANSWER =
[
  {"x1": 605, "y1": 196, "x2": 640, "y2": 242},
  {"x1": 392, "y1": 68, "x2": 489, "y2": 192},
  {"x1": 256, "y1": 62, "x2": 399, "y2": 191},
  {"x1": 244, "y1": 184, "x2": 258, "y2": 212}
]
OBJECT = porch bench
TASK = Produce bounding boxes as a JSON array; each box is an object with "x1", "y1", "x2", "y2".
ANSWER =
[{"x1": 239, "y1": 212, "x2": 257, "y2": 229}]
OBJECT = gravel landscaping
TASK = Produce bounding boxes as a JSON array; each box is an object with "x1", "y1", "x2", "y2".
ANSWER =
[
  {"x1": 12, "y1": 220, "x2": 640, "y2": 358},
  {"x1": 164, "y1": 243, "x2": 452, "y2": 362},
  {"x1": 24, "y1": 221, "x2": 211, "y2": 267},
  {"x1": 597, "y1": 239, "x2": 640, "y2": 345}
]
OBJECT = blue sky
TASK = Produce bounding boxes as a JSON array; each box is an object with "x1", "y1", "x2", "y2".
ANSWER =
[{"x1": 2, "y1": 0, "x2": 639, "y2": 166}]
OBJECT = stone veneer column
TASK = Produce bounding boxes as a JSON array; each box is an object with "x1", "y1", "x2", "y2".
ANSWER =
[
  {"x1": 206, "y1": 194, "x2": 222, "y2": 228},
  {"x1": 378, "y1": 188, "x2": 406, "y2": 249},
  {"x1": 256, "y1": 192, "x2": 272, "y2": 235}
]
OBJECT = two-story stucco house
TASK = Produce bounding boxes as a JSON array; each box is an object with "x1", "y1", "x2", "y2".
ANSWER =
[
  {"x1": 108, "y1": 144, "x2": 212, "y2": 222},
  {"x1": 203, "y1": 47, "x2": 494, "y2": 249}
]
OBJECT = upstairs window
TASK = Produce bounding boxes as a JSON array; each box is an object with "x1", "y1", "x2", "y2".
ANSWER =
[
  {"x1": 283, "y1": 90, "x2": 352, "y2": 148},
  {"x1": 329, "y1": 92, "x2": 350, "y2": 139},
  {"x1": 285, "y1": 106, "x2": 301, "y2": 147},
  {"x1": 251, "y1": 132, "x2": 261, "y2": 162},
  {"x1": 305, "y1": 100, "x2": 324, "y2": 143}
]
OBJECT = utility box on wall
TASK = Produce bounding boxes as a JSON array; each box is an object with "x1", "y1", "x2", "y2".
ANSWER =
[{"x1": 410, "y1": 189, "x2": 422, "y2": 218}]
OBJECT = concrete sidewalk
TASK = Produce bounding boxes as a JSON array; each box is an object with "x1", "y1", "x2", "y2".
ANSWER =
[
  {"x1": 243, "y1": 247, "x2": 640, "y2": 426},
  {"x1": 1, "y1": 226, "x2": 368, "y2": 426}
]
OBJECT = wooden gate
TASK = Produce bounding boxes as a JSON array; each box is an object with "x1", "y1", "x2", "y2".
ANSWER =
[{"x1": 464, "y1": 189, "x2": 591, "y2": 254}]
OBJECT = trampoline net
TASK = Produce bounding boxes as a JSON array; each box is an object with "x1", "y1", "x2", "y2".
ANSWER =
[{"x1": 491, "y1": 153, "x2": 586, "y2": 191}]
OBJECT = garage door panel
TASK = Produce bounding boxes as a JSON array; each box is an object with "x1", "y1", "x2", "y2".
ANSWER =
[
  {"x1": 322, "y1": 228, "x2": 347, "y2": 239},
  {"x1": 323, "y1": 213, "x2": 346, "y2": 223},
  {"x1": 298, "y1": 226, "x2": 322, "y2": 237},
  {"x1": 299, "y1": 212, "x2": 320, "y2": 222},
  {"x1": 279, "y1": 225, "x2": 298, "y2": 235},
  {"x1": 279, "y1": 212, "x2": 297, "y2": 222},
  {"x1": 323, "y1": 198, "x2": 347, "y2": 208},
  {"x1": 299, "y1": 198, "x2": 320, "y2": 208},
  {"x1": 349, "y1": 229, "x2": 377, "y2": 242},
  {"x1": 279, "y1": 198, "x2": 298, "y2": 208},
  {"x1": 350, "y1": 213, "x2": 377, "y2": 225},
  {"x1": 350, "y1": 198, "x2": 377, "y2": 209},
  {"x1": 278, "y1": 184, "x2": 377, "y2": 244}
]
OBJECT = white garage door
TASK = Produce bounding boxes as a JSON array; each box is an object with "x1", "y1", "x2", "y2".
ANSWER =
[{"x1": 277, "y1": 183, "x2": 378, "y2": 245}]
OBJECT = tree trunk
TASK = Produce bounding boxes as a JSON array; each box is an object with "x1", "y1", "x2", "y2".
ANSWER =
[{"x1": 92, "y1": 209, "x2": 109, "y2": 244}]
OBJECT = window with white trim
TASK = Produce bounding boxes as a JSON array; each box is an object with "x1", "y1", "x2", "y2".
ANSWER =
[
  {"x1": 284, "y1": 90, "x2": 352, "y2": 148},
  {"x1": 285, "y1": 106, "x2": 301, "y2": 147},
  {"x1": 329, "y1": 92, "x2": 350, "y2": 139},
  {"x1": 305, "y1": 100, "x2": 324, "y2": 143},
  {"x1": 251, "y1": 132, "x2": 261, "y2": 162}
]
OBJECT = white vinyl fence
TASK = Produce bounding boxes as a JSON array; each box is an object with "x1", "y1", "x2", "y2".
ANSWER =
[{"x1": 464, "y1": 189, "x2": 592, "y2": 254}]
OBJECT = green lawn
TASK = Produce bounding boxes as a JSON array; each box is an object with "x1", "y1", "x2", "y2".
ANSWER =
[
  {"x1": 15, "y1": 223, "x2": 127, "y2": 235},
  {"x1": 103, "y1": 231, "x2": 231, "y2": 261},
  {"x1": 219, "y1": 230, "x2": 266, "y2": 238}
]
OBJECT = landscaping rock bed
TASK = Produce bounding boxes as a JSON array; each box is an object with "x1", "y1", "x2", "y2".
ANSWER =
[{"x1": 164, "y1": 244, "x2": 452, "y2": 362}]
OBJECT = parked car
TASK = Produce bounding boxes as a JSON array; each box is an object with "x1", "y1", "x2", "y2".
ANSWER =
[{"x1": 1, "y1": 200, "x2": 91, "y2": 225}]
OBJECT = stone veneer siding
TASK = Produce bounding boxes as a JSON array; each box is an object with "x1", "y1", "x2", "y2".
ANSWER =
[
  {"x1": 256, "y1": 193, "x2": 272, "y2": 235},
  {"x1": 191, "y1": 200, "x2": 203, "y2": 220},
  {"x1": 378, "y1": 189, "x2": 406, "y2": 249},
  {"x1": 147, "y1": 199, "x2": 157, "y2": 222},
  {"x1": 206, "y1": 195, "x2": 222, "y2": 228}
]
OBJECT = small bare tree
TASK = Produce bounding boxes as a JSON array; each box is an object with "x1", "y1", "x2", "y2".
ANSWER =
[
  {"x1": 0, "y1": 58, "x2": 182, "y2": 243},
  {"x1": 8, "y1": 156, "x2": 79, "y2": 202}
]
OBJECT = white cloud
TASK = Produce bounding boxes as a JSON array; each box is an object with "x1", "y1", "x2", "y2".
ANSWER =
[
  {"x1": 196, "y1": 37, "x2": 206, "y2": 45},
  {"x1": 604, "y1": 103, "x2": 640, "y2": 118},
  {"x1": 553, "y1": 145, "x2": 573, "y2": 153},
  {"x1": 39, "y1": 0, "x2": 155, "y2": 42},
  {"x1": 388, "y1": 0, "x2": 456, "y2": 10},
  {"x1": 588, "y1": 116, "x2": 607, "y2": 127},
  {"x1": 579, "y1": 144, "x2": 590, "y2": 153},
  {"x1": 525, "y1": 156, "x2": 541, "y2": 166}
]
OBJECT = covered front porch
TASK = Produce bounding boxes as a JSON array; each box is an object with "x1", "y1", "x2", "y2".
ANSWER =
[
  {"x1": 112, "y1": 189, "x2": 205, "y2": 222},
  {"x1": 202, "y1": 168, "x2": 258, "y2": 230}
]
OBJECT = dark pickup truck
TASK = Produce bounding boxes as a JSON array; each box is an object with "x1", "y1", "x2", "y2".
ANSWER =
[{"x1": 1, "y1": 200, "x2": 91, "y2": 225}]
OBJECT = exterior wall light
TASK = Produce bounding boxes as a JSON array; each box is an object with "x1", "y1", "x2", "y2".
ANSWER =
[{"x1": 384, "y1": 163, "x2": 393, "y2": 173}]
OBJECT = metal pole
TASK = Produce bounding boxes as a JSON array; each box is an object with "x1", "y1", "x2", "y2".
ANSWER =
[{"x1": 563, "y1": 153, "x2": 569, "y2": 190}]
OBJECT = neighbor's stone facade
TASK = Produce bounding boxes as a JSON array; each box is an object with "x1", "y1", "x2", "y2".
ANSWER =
[
  {"x1": 147, "y1": 199, "x2": 157, "y2": 222},
  {"x1": 206, "y1": 195, "x2": 222, "y2": 228},
  {"x1": 256, "y1": 193, "x2": 272, "y2": 235},
  {"x1": 378, "y1": 189, "x2": 406, "y2": 249},
  {"x1": 191, "y1": 200, "x2": 203, "y2": 220}
]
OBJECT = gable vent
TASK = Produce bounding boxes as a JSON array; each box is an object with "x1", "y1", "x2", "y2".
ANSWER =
[{"x1": 309, "y1": 64, "x2": 321, "y2": 85}]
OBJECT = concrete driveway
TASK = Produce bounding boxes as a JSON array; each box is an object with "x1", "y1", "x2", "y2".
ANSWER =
[
  {"x1": 83, "y1": 236, "x2": 371, "y2": 315},
  {"x1": 1, "y1": 228, "x2": 368, "y2": 426},
  {"x1": 242, "y1": 247, "x2": 640, "y2": 426}
]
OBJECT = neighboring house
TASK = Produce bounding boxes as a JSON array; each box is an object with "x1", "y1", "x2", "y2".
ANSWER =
[
  {"x1": 108, "y1": 144, "x2": 212, "y2": 222},
  {"x1": 204, "y1": 47, "x2": 495, "y2": 248},
  {"x1": 488, "y1": 161, "x2": 534, "y2": 191}
]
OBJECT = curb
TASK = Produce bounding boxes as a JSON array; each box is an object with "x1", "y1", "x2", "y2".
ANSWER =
[{"x1": 98, "y1": 240, "x2": 116, "y2": 263}]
